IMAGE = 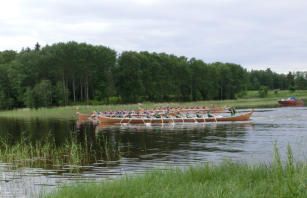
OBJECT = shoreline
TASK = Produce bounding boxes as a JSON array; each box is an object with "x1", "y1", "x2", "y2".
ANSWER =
[{"x1": 0, "y1": 90, "x2": 306, "y2": 119}]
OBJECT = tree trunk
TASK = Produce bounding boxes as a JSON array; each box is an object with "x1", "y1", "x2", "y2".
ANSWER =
[
  {"x1": 80, "y1": 80, "x2": 83, "y2": 102},
  {"x1": 66, "y1": 80, "x2": 69, "y2": 105},
  {"x1": 86, "y1": 78, "x2": 89, "y2": 105},
  {"x1": 72, "y1": 78, "x2": 76, "y2": 102},
  {"x1": 62, "y1": 75, "x2": 66, "y2": 105}
]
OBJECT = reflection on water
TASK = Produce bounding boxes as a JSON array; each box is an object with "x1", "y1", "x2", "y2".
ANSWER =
[{"x1": 1, "y1": 107, "x2": 307, "y2": 197}]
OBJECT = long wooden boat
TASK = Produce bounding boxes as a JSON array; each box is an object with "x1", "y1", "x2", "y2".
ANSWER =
[
  {"x1": 278, "y1": 97, "x2": 304, "y2": 107},
  {"x1": 98, "y1": 109, "x2": 254, "y2": 124}
]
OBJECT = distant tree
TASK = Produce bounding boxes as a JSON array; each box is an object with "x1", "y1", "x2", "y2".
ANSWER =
[
  {"x1": 289, "y1": 85, "x2": 296, "y2": 92},
  {"x1": 34, "y1": 42, "x2": 41, "y2": 51},
  {"x1": 53, "y1": 81, "x2": 69, "y2": 106},
  {"x1": 24, "y1": 80, "x2": 53, "y2": 108},
  {"x1": 24, "y1": 87, "x2": 35, "y2": 108},
  {"x1": 0, "y1": 51, "x2": 18, "y2": 109},
  {"x1": 1, "y1": 42, "x2": 307, "y2": 109},
  {"x1": 0, "y1": 50, "x2": 17, "y2": 64},
  {"x1": 258, "y1": 86, "x2": 268, "y2": 97},
  {"x1": 294, "y1": 72, "x2": 307, "y2": 90},
  {"x1": 287, "y1": 72, "x2": 295, "y2": 89},
  {"x1": 116, "y1": 51, "x2": 145, "y2": 103}
]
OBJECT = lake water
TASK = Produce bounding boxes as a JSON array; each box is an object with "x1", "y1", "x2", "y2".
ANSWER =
[{"x1": 0, "y1": 107, "x2": 307, "y2": 197}]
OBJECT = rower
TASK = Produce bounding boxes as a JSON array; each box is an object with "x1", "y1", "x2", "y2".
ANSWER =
[
  {"x1": 155, "y1": 114, "x2": 161, "y2": 118},
  {"x1": 207, "y1": 111, "x2": 213, "y2": 118},
  {"x1": 230, "y1": 106, "x2": 236, "y2": 116},
  {"x1": 138, "y1": 103, "x2": 142, "y2": 111},
  {"x1": 146, "y1": 112, "x2": 151, "y2": 118},
  {"x1": 91, "y1": 110, "x2": 97, "y2": 117}
]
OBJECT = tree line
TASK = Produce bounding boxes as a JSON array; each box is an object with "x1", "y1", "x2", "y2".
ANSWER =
[{"x1": 0, "y1": 41, "x2": 306, "y2": 109}]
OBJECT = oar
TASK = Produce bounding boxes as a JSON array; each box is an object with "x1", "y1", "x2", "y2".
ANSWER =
[
  {"x1": 213, "y1": 113, "x2": 217, "y2": 123},
  {"x1": 171, "y1": 117, "x2": 175, "y2": 125},
  {"x1": 144, "y1": 118, "x2": 151, "y2": 127}
]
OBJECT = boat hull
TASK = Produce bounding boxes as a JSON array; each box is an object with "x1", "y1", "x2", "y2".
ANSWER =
[
  {"x1": 278, "y1": 100, "x2": 304, "y2": 107},
  {"x1": 98, "y1": 109, "x2": 254, "y2": 124}
]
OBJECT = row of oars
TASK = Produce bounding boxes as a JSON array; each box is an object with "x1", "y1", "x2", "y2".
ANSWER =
[{"x1": 117, "y1": 114, "x2": 218, "y2": 127}]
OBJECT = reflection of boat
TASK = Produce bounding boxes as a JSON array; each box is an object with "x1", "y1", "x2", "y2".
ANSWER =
[
  {"x1": 95, "y1": 123, "x2": 117, "y2": 131},
  {"x1": 278, "y1": 97, "x2": 304, "y2": 107},
  {"x1": 98, "y1": 109, "x2": 254, "y2": 124},
  {"x1": 76, "y1": 118, "x2": 99, "y2": 129},
  {"x1": 76, "y1": 118, "x2": 90, "y2": 125}
]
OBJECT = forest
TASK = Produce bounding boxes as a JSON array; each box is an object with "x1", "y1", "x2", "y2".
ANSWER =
[{"x1": 0, "y1": 41, "x2": 306, "y2": 109}]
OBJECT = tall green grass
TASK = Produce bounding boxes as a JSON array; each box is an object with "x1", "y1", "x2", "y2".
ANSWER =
[
  {"x1": 0, "y1": 133, "x2": 121, "y2": 171},
  {"x1": 45, "y1": 145, "x2": 307, "y2": 198}
]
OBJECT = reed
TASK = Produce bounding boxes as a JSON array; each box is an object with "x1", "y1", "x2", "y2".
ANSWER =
[
  {"x1": 45, "y1": 145, "x2": 307, "y2": 198},
  {"x1": 0, "y1": 132, "x2": 121, "y2": 171}
]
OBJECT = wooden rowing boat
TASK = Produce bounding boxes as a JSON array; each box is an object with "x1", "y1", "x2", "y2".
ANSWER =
[{"x1": 98, "y1": 109, "x2": 254, "y2": 124}]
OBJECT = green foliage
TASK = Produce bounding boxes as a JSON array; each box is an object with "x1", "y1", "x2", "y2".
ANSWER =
[
  {"x1": 53, "y1": 81, "x2": 69, "y2": 106},
  {"x1": 116, "y1": 52, "x2": 247, "y2": 103},
  {"x1": 24, "y1": 80, "x2": 53, "y2": 108},
  {"x1": 294, "y1": 72, "x2": 307, "y2": 90},
  {"x1": 258, "y1": 86, "x2": 268, "y2": 97},
  {"x1": 24, "y1": 87, "x2": 35, "y2": 108},
  {"x1": 0, "y1": 42, "x2": 306, "y2": 109},
  {"x1": 0, "y1": 50, "x2": 17, "y2": 64},
  {"x1": 115, "y1": 51, "x2": 145, "y2": 103},
  {"x1": 236, "y1": 90, "x2": 247, "y2": 98},
  {"x1": 248, "y1": 68, "x2": 289, "y2": 90},
  {"x1": 289, "y1": 85, "x2": 296, "y2": 92},
  {"x1": 0, "y1": 42, "x2": 116, "y2": 109}
]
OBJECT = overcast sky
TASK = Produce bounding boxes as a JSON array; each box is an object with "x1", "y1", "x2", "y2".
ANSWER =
[{"x1": 1, "y1": 0, "x2": 307, "y2": 73}]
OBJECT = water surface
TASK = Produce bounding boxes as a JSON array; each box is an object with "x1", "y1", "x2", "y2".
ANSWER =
[{"x1": 0, "y1": 107, "x2": 307, "y2": 197}]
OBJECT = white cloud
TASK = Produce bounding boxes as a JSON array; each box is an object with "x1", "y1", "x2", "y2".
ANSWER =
[{"x1": 1, "y1": 0, "x2": 307, "y2": 73}]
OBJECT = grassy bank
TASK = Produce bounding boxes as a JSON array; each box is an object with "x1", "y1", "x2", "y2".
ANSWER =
[
  {"x1": 0, "y1": 90, "x2": 306, "y2": 119},
  {"x1": 45, "y1": 146, "x2": 307, "y2": 198}
]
